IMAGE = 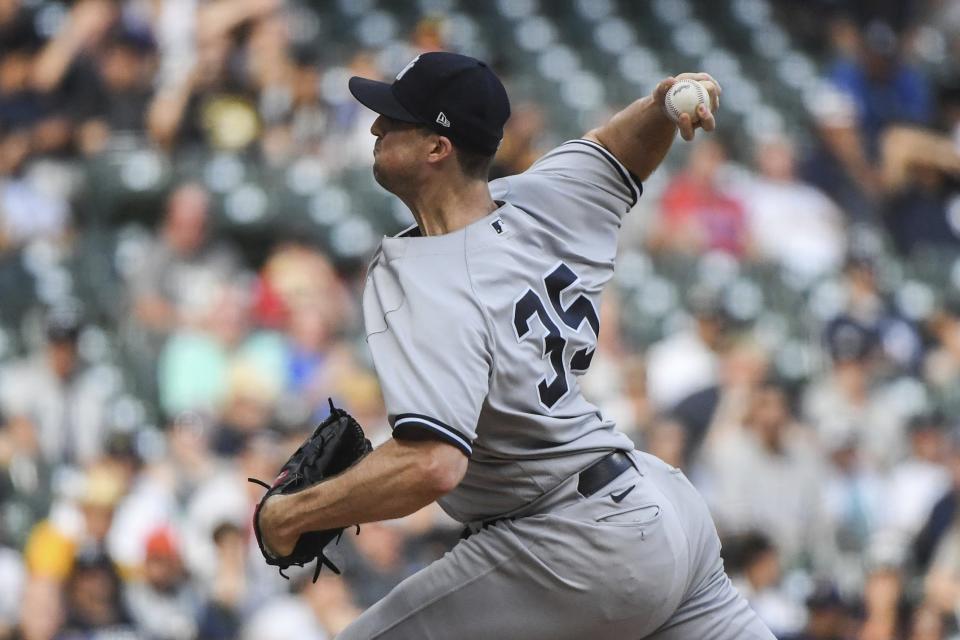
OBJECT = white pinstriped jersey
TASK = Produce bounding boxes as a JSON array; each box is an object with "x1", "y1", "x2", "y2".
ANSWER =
[{"x1": 362, "y1": 139, "x2": 642, "y2": 522}]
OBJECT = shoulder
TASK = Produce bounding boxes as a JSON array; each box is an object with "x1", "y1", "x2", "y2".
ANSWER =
[{"x1": 492, "y1": 139, "x2": 642, "y2": 206}]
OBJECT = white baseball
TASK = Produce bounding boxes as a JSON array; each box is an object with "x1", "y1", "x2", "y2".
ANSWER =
[{"x1": 664, "y1": 79, "x2": 708, "y2": 124}]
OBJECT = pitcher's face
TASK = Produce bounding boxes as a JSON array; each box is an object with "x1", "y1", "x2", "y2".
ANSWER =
[{"x1": 370, "y1": 115, "x2": 433, "y2": 193}]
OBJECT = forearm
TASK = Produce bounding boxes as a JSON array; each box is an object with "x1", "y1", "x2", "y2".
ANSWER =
[
  {"x1": 585, "y1": 95, "x2": 678, "y2": 182},
  {"x1": 147, "y1": 82, "x2": 193, "y2": 149},
  {"x1": 881, "y1": 126, "x2": 960, "y2": 192},
  {"x1": 32, "y1": 34, "x2": 83, "y2": 92},
  {"x1": 276, "y1": 438, "x2": 463, "y2": 538}
]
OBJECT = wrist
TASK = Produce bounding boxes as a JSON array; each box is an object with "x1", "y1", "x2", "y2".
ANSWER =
[
  {"x1": 649, "y1": 94, "x2": 676, "y2": 127},
  {"x1": 277, "y1": 493, "x2": 304, "y2": 539}
]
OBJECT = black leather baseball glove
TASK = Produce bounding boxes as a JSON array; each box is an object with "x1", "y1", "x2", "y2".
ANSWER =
[{"x1": 249, "y1": 400, "x2": 373, "y2": 582}]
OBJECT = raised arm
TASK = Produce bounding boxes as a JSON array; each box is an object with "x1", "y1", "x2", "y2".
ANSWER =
[{"x1": 585, "y1": 73, "x2": 722, "y2": 182}]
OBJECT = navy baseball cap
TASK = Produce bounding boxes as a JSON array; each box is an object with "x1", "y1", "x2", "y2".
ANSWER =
[{"x1": 349, "y1": 52, "x2": 510, "y2": 156}]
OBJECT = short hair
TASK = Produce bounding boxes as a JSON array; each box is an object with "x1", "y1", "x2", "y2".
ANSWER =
[
  {"x1": 415, "y1": 125, "x2": 494, "y2": 180},
  {"x1": 454, "y1": 145, "x2": 496, "y2": 180}
]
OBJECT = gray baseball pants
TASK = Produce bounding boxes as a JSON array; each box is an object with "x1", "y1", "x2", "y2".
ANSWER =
[{"x1": 337, "y1": 451, "x2": 775, "y2": 639}]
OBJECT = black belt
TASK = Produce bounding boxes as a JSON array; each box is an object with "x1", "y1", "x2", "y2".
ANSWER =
[
  {"x1": 577, "y1": 450, "x2": 634, "y2": 497},
  {"x1": 462, "y1": 451, "x2": 634, "y2": 540}
]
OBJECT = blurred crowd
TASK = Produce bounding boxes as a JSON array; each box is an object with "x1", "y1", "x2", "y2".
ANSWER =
[{"x1": 1, "y1": 0, "x2": 960, "y2": 639}]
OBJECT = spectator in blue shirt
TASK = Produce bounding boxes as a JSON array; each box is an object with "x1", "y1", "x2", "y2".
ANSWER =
[{"x1": 829, "y1": 20, "x2": 933, "y2": 158}]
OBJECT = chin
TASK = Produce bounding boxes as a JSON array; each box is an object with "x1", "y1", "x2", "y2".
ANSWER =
[
  {"x1": 372, "y1": 163, "x2": 397, "y2": 194},
  {"x1": 372, "y1": 164, "x2": 387, "y2": 188}
]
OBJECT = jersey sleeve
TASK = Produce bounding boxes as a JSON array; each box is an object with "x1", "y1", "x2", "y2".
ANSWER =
[
  {"x1": 366, "y1": 284, "x2": 491, "y2": 457},
  {"x1": 493, "y1": 139, "x2": 641, "y2": 213},
  {"x1": 489, "y1": 140, "x2": 642, "y2": 257}
]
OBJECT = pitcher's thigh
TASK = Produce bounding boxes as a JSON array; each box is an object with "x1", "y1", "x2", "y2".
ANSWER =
[
  {"x1": 338, "y1": 509, "x2": 688, "y2": 640},
  {"x1": 645, "y1": 567, "x2": 776, "y2": 640},
  {"x1": 337, "y1": 522, "x2": 602, "y2": 640}
]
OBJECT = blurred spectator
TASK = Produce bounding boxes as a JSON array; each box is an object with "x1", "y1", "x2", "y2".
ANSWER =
[
  {"x1": 642, "y1": 416, "x2": 687, "y2": 470},
  {"x1": 580, "y1": 293, "x2": 653, "y2": 443},
  {"x1": 97, "y1": 433, "x2": 176, "y2": 571},
  {"x1": 8, "y1": 577, "x2": 64, "y2": 640},
  {"x1": 645, "y1": 290, "x2": 730, "y2": 412},
  {"x1": 842, "y1": 256, "x2": 923, "y2": 373},
  {"x1": 0, "y1": 309, "x2": 113, "y2": 468},
  {"x1": 914, "y1": 436, "x2": 960, "y2": 576},
  {"x1": 344, "y1": 522, "x2": 411, "y2": 609},
  {"x1": 59, "y1": 551, "x2": 136, "y2": 639},
  {"x1": 0, "y1": 402, "x2": 53, "y2": 547},
  {"x1": 681, "y1": 339, "x2": 770, "y2": 472},
  {"x1": 802, "y1": 82, "x2": 880, "y2": 222},
  {"x1": 924, "y1": 506, "x2": 960, "y2": 625},
  {"x1": 248, "y1": 243, "x2": 357, "y2": 418},
  {"x1": 879, "y1": 126, "x2": 960, "y2": 255},
  {"x1": 705, "y1": 381, "x2": 835, "y2": 573},
  {"x1": 300, "y1": 574, "x2": 362, "y2": 636},
  {"x1": 872, "y1": 414, "x2": 951, "y2": 567},
  {"x1": 804, "y1": 312, "x2": 918, "y2": 470},
  {"x1": 736, "y1": 136, "x2": 846, "y2": 281},
  {"x1": 23, "y1": 463, "x2": 125, "y2": 580},
  {"x1": 828, "y1": 20, "x2": 933, "y2": 157},
  {"x1": 0, "y1": 32, "x2": 37, "y2": 171},
  {"x1": 29, "y1": 0, "x2": 121, "y2": 156},
  {"x1": 906, "y1": 605, "x2": 945, "y2": 640},
  {"x1": 787, "y1": 582, "x2": 854, "y2": 640},
  {"x1": 0, "y1": 14, "x2": 71, "y2": 249},
  {"x1": 925, "y1": 303, "x2": 960, "y2": 410},
  {"x1": 258, "y1": 48, "x2": 329, "y2": 164},
  {"x1": 243, "y1": 574, "x2": 360, "y2": 640},
  {"x1": 125, "y1": 528, "x2": 197, "y2": 640},
  {"x1": 822, "y1": 431, "x2": 884, "y2": 592},
  {"x1": 0, "y1": 167, "x2": 70, "y2": 251},
  {"x1": 74, "y1": 31, "x2": 156, "y2": 155},
  {"x1": 724, "y1": 531, "x2": 807, "y2": 637},
  {"x1": 158, "y1": 278, "x2": 276, "y2": 418},
  {"x1": 922, "y1": 433, "x2": 960, "y2": 622},
  {"x1": 181, "y1": 432, "x2": 286, "y2": 607},
  {"x1": 208, "y1": 363, "x2": 277, "y2": 456},
  {"x1": 649, "y1": 139, "x2": 751, "y2": 258},
  {"x1": 195, "y1": 522, "x2": 246, "y2": 640},
  {"x1": 147, "y1": 0, "x2": 279, "y2": 152},
  {"x1": 321, "y1": 51, "x2": 380, "y2": 171},
  {"x1": 129, "y1": 182, "x2": 239, "y2": 338},
  {"x1": 490, "y1": 103, "x2": 547, "y2": 179},
  {"x1": 0, "y1": 542, "x2": 24, "y2": 638},
  {"x1": 860, "y1": 567, "x2": 903, "y2": 640}
]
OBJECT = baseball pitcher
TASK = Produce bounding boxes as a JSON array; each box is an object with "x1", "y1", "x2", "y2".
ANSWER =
[{"x1": 255, "y1": 52, "x2": 775, "y2": 639}]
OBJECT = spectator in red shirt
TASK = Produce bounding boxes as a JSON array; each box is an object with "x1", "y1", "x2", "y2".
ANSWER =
[{"x1": 649, "y1": 139, "x2": 751, "y2": 258}]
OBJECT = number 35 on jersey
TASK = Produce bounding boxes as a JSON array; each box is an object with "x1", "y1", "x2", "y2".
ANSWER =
[{"x1": 512, "y1": 262, "x2": 600, "y2": 410}]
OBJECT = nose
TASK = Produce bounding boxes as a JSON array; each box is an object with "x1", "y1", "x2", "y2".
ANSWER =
[{"x1": 370, "y1": 115, "x2": 385, "y2": 137}]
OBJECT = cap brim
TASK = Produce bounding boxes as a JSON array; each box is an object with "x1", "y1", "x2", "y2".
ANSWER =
[{"x1": 348, "y1": 77, "x2": 420, "y2": 123}]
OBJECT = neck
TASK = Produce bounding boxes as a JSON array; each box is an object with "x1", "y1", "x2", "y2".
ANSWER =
[{"x1": 402, "y1": 176, "x2": 497, "y2": 236}]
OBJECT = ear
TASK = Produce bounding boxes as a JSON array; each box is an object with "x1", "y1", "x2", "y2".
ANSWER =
[{"x1": 425, "y1": 135, "x2": 455, "y2": 165}]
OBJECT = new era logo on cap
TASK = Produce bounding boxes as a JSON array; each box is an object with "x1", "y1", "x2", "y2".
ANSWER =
[{"x1": 436, "y1": 112, "x2": 451, "y2": 127}]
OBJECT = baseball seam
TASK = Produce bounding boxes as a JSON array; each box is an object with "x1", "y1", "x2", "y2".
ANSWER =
[{"x1": 665, "y1": 81, "x2": 706, "y2": 123}]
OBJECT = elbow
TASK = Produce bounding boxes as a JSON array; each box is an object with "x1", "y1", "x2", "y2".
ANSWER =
[{"x1": 418, "y1": 444, "x2": 468, "y2": 496}]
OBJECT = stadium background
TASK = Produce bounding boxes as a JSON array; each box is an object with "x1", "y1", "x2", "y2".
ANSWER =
[{"x1": 1, "y1": 0, "x2": 960, "y2": 638}]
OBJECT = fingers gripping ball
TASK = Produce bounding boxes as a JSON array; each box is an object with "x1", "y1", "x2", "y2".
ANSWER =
[
  {"x1": 664, "y1": 79, "x2": 709, "y2": 124},
  {"x1": 249, "y1": 399, "x2": 373, "y2": 582}
]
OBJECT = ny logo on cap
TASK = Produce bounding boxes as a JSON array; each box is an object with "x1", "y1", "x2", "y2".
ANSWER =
[
  {"x1": 396, "y1": 55, "x2": 421, "y2": 81},
  {"x1": 436, "y1": 112, "x2": 451, "y2": 127}
]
